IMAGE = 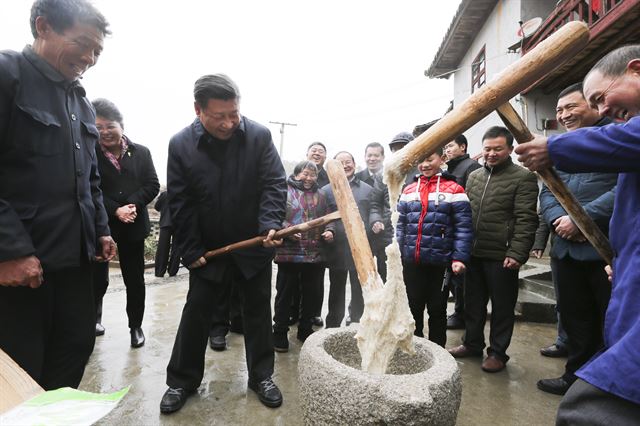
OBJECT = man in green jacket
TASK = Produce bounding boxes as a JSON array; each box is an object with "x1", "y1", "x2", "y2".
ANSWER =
[{"x1": 448, "y1": 126, "x2": 538, "y2": 373}]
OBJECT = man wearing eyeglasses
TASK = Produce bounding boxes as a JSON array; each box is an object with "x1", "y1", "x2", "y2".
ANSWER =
[
  {"x1": 0, "y1": 0, "x2": 115, "y2": 389},
  {"x1": 516, "y1": 45, "x2": 640, "y2": 424}
]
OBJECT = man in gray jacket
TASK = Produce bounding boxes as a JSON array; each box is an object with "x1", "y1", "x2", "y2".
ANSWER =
[{"x1": 536, "y1": 83, "x2": 616, "y2": 396}]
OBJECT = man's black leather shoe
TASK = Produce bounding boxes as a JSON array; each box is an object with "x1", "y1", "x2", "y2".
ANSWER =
[
  {"x1": 248, "y1": 377, "x2": 283, "y2": 408},
  {"x1": 130, "y1": 327, "x2": 145, "y2": 348},
  {"x1": 160, "y1": 387, "x2": 194, "y2": 414},
  {"x1": 209, "y1": 335, "x2": 227, "y2": 351},
  {"x1": 95, "y1": 323, "x2": 105, "y2": 336},
  {"x1": 311, "y1": 316, "x2": 324, "y2": 327},
  {"x1": 540, "y1": 344, "x2": 568, "y2": 358},
  {"x1": 537, "y1": 377, "x2": 572, "y2": 395},
  {"x1": 446, "y1": 314, "x2": 465, "y2": 330}
]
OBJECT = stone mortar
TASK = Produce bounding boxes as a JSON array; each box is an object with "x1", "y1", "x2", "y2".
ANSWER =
[{"x1": 298, "y1": 326, "x2": 461, "y2": 425}]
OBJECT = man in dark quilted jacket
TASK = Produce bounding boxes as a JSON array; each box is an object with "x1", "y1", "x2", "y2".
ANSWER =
[{"x1": 448, "y1": 126, "x2": 538, "y2": 373}]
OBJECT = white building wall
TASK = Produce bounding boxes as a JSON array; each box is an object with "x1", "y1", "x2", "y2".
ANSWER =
[{"x1": 450, "y1": 0, "x2": 562, "y2": 158}]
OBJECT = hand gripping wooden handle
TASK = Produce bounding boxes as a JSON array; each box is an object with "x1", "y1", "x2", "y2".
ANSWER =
[
  {"x1": 496, "y1": 102, "x2": 614, "y2": 264},
  {"x1": 203, "y1": 210, "x2": 341, "y2": 260}
]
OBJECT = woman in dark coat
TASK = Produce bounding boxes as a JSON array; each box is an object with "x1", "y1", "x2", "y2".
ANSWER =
[{"x1": 92, "y1": 98, "x2": 159, "y2": 348}]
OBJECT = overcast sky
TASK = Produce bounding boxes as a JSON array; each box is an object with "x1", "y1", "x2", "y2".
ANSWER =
[{"x1": 1, "y1": 0, "x2": 461, "y2": 183}]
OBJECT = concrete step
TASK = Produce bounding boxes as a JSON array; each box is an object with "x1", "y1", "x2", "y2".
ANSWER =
[
  {"x1": 515, "y1": 288, "x2": 556, "y2": 324},
  {"x1": 521, "y1": 276, "x2": 555, "y2": 299}
]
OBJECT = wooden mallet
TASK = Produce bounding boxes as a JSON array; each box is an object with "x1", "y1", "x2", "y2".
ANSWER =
[{"x1": 203, "y1": 211, "x2": 341, "y2": 260}]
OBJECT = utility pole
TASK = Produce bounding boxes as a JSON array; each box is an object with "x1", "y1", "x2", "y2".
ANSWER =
[{"x1": 269, "y1": 121, "x2": 297, "y2": 158}]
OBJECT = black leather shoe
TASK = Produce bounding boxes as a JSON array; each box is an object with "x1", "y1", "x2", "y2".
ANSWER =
[
  {"x1": 446, "y1": 314, "x2": 465, "y2": 330},
  {"x1": 537, "y1": 377, "x2": 571, "y2": 395},
  {"x1": 95, "y1": 323, "x2": 105, "y2": 336},
  {"x1": 297, "y1": 328, "x2": 313, "y2": 343},
  {"x1": 345, "y1": 316, "x2": 352, "y2": 326},
  {"x1": 209, "y1": 335, "x2": 227, "y2": 351},
  {"x1": 160, "y1": 387, "x2": 194, "y2": 414},
  {"x1": 230, "y1": 320, "x2": 244, "y2": 335},
  {"x1": 130, "y1": 327, "x2": 145, "y2": 348},
  {"x1": 273, "y1": 332, "x2": 289, "y2": 353},
  {"x1": 540, "y1": 344, "x2": 568, "y2": 358},
  {"x1": 248, "y1": 377, "x2": 283, "y2": 408},
  {"x1": 311, "y1": 316, "x2": 324, "y2": 327}
]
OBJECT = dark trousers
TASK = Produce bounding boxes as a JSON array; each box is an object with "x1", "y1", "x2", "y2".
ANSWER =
[
  {"x1": 325, "y1": 268, "x2": 363, "y2": 327},
  {"x1": 552, "y1": 257, "x2": 610, "y2": 383},
  {"x1": 290, "y1": 268, "x2": 325, "y2": 321},
  {"x1": 93, "y1": 240, "x2": 146, "y2": 329},
  {"x1": 450, "y1": 272, "x2": 465, "y2": 317},
  {"x1": 550, "y1": 263, "x2": 569, "y2": 349},
  {"x1": 273, "y1": 263, "x2": 324, "y2": 333},
  {"x1": 557, "y1": 379, "x2": 640, "y2": 426},
  {"x1": 403, "y1": 262, "x2": 448, "y2": 346},
  {"x1": 0, "y1": 263, "x2": 95, "y2": 390},
  {"x1": 210, "y1": 282, "x2": 242, "y2": 338},
  {"x1": 155, "y1": 226, "x2": 180, "y2": 277},
  {"x1": 463, "y1": 257, "x2": 519, "y2": 362},
  {"x1": 166, "y1": 263, "x2": 274, "y2": 390},
  {"x1": 373, "y1": 246, "x2": 388, "y2": 283}
]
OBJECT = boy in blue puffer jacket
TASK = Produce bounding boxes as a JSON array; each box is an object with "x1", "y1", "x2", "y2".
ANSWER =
[{"x1": 397, "y1": 147, "x2": 473, "y2": 346}]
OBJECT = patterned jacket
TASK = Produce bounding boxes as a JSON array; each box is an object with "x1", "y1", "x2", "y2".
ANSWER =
[
  {"x1": 396, "y1": 171, "x2": 473, "y2": 265},
  {"x1": 275, "y1": 176, "x2": 329, "y2": 263}
]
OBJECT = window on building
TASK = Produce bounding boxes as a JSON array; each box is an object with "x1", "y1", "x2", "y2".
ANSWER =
[{"x1": 471, "y1": 46, "x2": 486, "y2": 93}]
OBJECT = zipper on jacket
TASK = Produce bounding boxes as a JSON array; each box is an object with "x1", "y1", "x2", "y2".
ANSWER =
[
  {"x1": 414, "y1": 176, "x2": 427, "y2": 263},
  {"x1": 472, "y1": 168, "x2": 493, "y2": 250}
]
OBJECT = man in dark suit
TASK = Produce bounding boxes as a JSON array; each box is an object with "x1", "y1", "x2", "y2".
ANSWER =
[
  {"x1": 356, "y1": 142, "x2": 391, "y2": 281},
  {"x1": 0, "y1": 0, "x2": 115, "y2": 390},
  {"x1": 160, "y1": 74, "x2": 287, "y2": 414}
]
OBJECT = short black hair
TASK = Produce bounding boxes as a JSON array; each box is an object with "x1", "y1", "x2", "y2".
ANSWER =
[
  {"x1": 588, "y1": 44, "x2": 640, "y2": 78},
  {"x1": 448, "y1": 134, "x2": 468, "y2": 152},
  {"x1": 30, "y1": 0, "x2": 110, "y2": 38},
  {"x1": 92, "y1": 98, "x2": 123, "y2": 128},
  {"x1": 482, "y1": 126, "x2": 514, "y2": 147},
  {"x1": 194, "y1": 74, "x2": 240, "y2": 108},
  {"x1": 364, "y1": 142, "x2": 384, "y2": 156},
  {"x1": 293, "y1": 160, "x2": 318, "y2": 176},
  {"x1": 333, "y1": 151, "x2": 355, "y2": 162},
  {"x1": 307, "y1": 141, "x2": 327, "y2": 153},
  {"x1": 558, "y1": 82, "x2": 584, "y2": 100}
]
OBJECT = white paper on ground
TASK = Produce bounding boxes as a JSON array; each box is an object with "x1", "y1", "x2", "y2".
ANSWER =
[{"x1": 0, "y1": 386, "x2": 129, "y2": 426}]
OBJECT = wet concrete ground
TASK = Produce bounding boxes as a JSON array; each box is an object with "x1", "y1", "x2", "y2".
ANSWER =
[{"x1": 82, "y1": 266, "x2": 565, "y2": 425}]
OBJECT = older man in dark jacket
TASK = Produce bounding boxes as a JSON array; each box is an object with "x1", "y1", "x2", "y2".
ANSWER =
[
  {"x1": 449, "y1": 126, "x2": 538, "y2": 373},
  {"x1": 322, "y1": 151, "x2": 374, "y2": 327},
  {"x1": 0, "y1": 0, "x2": 114, "y2": 390},
  {"x1": 160, "y1": 74, "x2": 287, "y2": 414}
]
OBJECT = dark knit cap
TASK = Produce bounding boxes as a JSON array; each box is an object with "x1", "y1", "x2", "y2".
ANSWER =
[{"x1": 389, "y1": 131, "x2": 414, "y2": 148}]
